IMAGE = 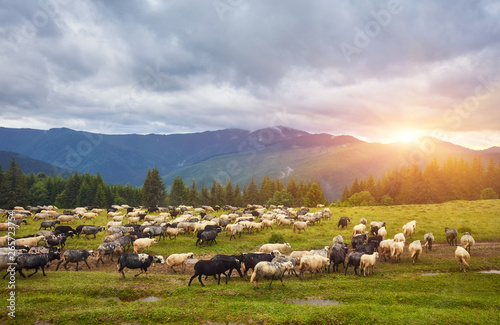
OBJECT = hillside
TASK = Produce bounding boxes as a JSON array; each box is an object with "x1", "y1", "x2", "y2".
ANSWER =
[
  {"x1": 0, "y1": 150, "x2": 71, "y2": 177},
  {"x1": 1, "y1": 126, "x2": 499, "y2": 200}
]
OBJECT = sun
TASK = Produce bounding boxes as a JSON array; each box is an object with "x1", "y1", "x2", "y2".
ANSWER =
[{"x1": 393, "y1": 130, "x2": 422, "y2": 143}]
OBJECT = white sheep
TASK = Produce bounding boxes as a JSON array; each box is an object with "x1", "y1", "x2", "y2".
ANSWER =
[
  {"x1": 57, "y1": 215, "x2": 77, "y2": 224},
  {"x1": 378, "y1": 226, "x2": 387, "y2": 240},
  {"x1": 112, "y1": 215, "x2": 125, "y2": 222},
  {"x1": 299, "y1": 255, "x2": 330, "y2": 279},
  {"x1": 379, "y1": 239, "x2": 394, "y2": 261},
  {"x1": 460, "y1": 232, "x2": 475, "y2": 254},
  {"x1": 261, "y1": 219, "x2": 275, "y2": 231},
  {"x1": 360, "y1": 252, "x2": 379, "y2": 276},
  {"x1": 390, "y1": 241, "x2": 405, "y2": 262},
  {"x1": 289, "y1": 250, "x2": 312, "y2": 260},
  {"x1": 309, "y1": 246, "x2": 330, "y2": 258},
  {"x1": 81, "y1": 212, "x2": 98, "y2": 220},
  {"x1": 259, "y1": 243, "x2": 291, "y2": 253},
  {"x1": 166, "y1": 252, "x2": 194, "y2": 272},
  {"x1": 14, "y1": 235, "x2": 46, "y2": 248},
  {"x1": 133, "y1": 238, "x2": 158, "y2": 253},
  {"x1": 293, "y1": 221, "x2": 310, "y2": 233},
  {"x1": 359, "y1": 218, "x2": 367, "y2": 225},
  {"x1": 455, "y1": 246, "x2": 470, "y2": 272},
  {"x1": 166, "y1": 227, "x2": 182, "y2": 239},
  {"x1": 352, "y1": 224, "x2": 366, "y2": 237},
  {"x1": 332, "y1": 235, "x2": 344, "y2": 245},
  {"x1": 423, "y1": 233, "x2": 434, "y2": 252},
  {"x1": 127, "y1": 216, "x2": 140, "y2": 224},
  {"x1": 106, "y1": 221, "x2": 123, "y2": 230},
  {"x1": 402, "y1": 223, "x2": 414, "y2": 239},
  {"x1": 408, "y1": 240, "x2": 422, "y2": 264},
  {"x1": 393, "y1": 232, "x2": 406, "y2": 243}
]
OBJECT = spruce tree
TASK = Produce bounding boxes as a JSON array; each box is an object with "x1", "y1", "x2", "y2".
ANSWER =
[
  {"x1": 142, "y1": 168, "x2": 167, "y2": 207},
  {"x1": 225, "y1": 180, "x2": 234, "y2": 206},
  {"x1": 5, "y1": 158, "x2": 28, "y2": 208},
  {"x1": 245, "y1": 177, "x2": 259, "y2": 205}
]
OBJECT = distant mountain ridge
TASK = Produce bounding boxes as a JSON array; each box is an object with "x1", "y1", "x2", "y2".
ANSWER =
[{"x1": 0, "y1": 126, "x2": 498, "y2": 200}]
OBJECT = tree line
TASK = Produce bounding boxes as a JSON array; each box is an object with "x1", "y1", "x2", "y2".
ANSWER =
[
  {"x1": 341, "y1": 156, "x2": 500, "y2": 206},
  {"x1": 0, "y1": 158, "x2": 327, "y2": 209}
]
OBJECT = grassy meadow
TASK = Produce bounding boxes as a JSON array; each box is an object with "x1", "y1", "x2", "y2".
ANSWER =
[{"x1": 2, "y1": 200, "x2": 500, "y2": 324}]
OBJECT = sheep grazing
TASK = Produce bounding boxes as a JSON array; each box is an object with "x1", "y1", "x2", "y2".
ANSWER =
[
  {"x1": 165, "y1": 227, "x2": 182, "y2": 239},
  {"x1": 344, "y1": 251, "x2": 364, "y2": 275},
  {"x1": 379, "y1": 239, "x2": 394, "y2": 261},
  {"x1": 39, "y1": 220, "x2": 60, "y2": 230},
  {"x1": 460, "y1": 232, "x2": 475, "y2": 254},
  {"x1": 228, "y1": 223, "x2": 243, "y2": 241},
  {"x1": 423, "y1": 233, "x2": 434, "y2": 252},
  {"x1": 360, "y1": 252, "x2": 379, "y2": 276},
  {"x1": 445, "y1": 227, "x2": 458, "y2": 246},
  {"x1": 455, "y1": 246, "x2": 471, "y2": 272},
  {"x1": 332, "y1": 235, "x2": 344, "y2": 245},
  {"x1": 272, "y1": 256, "x2": 300, "y2": 277},
  {"x1": 56, "y1": 249, "x2": 94, "y2": 271},
  {"x1": 402, "y1": 223, "x2": 414, "y2": 239},
  {"x1": 352, "y1": 224, "x2": 366, "y2": 237},
  {"x1": 133, "y1": 238, "x2": 158, "y2": 253},
  {"x1": 408, "y1": 240, "x2": 422, "y2": 264},
  {"x1": 188, "y1": 259, "x2": 241, "y2": 286},
  {"x1": 299, "y1": 255, "x2": 330, "y2": 279},
  {"x1": 328, "y1": 243, "x2": 348, "y2": 273},
  {"x1": 390, "y1": 241, "x2": 405, "y2": 262},
  {"x1": 337, "y1": 217, "x2": 351, "y2": 229},
  {"x1": 9, "y1": 251, "x2": 61, "y2": 278},
  {"x1": 393, "y1": 233, "x2": 405, "y2": 243},
  {"x1": 351, "y1": 233, "x2": 368, "y2": 250},
  {"x1": 14, "y1": 236, "x2": 46, "y2": 248},
  {"x1": 250, "y1": 261, "x2": 294, "y2": 289},
  {"x1": 289, "y1": 250, "x2": 312, "y2": 260},
  {"x1": 117, "y1": 253, "x2": 165, "y2": 278},
  {"x1": 96, "y1": 242, "x2": 123, "y2": 266},
  {"x1": 377, "y1": 227, "x2": 387, "y2": 240},
  {"x1": 166, "y1": 253, "x2": 194, "y2": 272},
  {"x1": 259, "y1": 243, "x2": 291, "y2": 254},
  {"x1": 293, "y1": 221, "x2": 310, "y2": 233}
]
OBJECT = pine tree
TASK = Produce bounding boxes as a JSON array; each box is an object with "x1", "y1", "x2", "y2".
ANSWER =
[
  {"x1": 225, "y1": 180, "x2": 234, "y2": 206},
  {"x1": 233, "y1": 184, "x2": 243, "y2": 207},
  {"x1": 5, "y1": 158, "x2": 28, "y2": 208},
  {"x1": 167, "y1": 176, "x2": 185, "y2": 206},
  {"x1": 304, "y1": 181, "x2": 326, "y2": 207},
  {"x1": 245, "y1": 177, "x2": 259, "y2": 205},
  {"x1": 259, "y1": 175, "x2": 275, "y2": 203},
  {"x1": 189, "y1": 179, "x2": 199, "y2": 207},
  {"x1": 0, "y1": 166, "x2": 7, "y2": 208},
  {"x1": 287, "y1": 177, "x2": 299, "y2": 202},
  {"x1": 200, "y1": 185, "x2": 210, "y2": 206},
  {"x1": 340, "y1": 185, "x2": 350, "y2": 202},
  {"x1": 142, "y1": 168, "x2": 167, "y2": 207},
  {"x1": 94, "y1": 184, "x2": 108, "y2": 208}
]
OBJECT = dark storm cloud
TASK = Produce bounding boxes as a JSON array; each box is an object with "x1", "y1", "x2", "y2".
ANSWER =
[{"x1": 0, "y1": 0, "x2": 499, "y2": 147}]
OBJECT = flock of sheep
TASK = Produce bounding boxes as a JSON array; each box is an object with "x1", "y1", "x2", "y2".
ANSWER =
[{"x1": 0, "y1": 204, "x2": 478, "y2": 288}]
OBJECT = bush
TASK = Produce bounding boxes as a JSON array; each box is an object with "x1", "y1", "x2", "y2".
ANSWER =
[
  {"x1": 268, "y1": 232, "x2": 286, "y2": 244},
  {"x1": 480, "y1": 188, "x2": 498, "y2": 200}
]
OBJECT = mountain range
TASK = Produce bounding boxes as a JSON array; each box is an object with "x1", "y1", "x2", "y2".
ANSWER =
[{"x1": 0, "y1": 126, "x2": 498, "y2": 201}]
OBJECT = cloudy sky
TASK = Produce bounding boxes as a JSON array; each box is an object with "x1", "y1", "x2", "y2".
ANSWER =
[{"x1": 1, "y1": 0, "x2": 499, "y2": 149}]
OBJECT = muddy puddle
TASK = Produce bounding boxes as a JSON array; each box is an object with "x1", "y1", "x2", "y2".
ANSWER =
[
  {"x1": 287, "y1": 299, "x2": 341, "y2": 306},
  {"x1": 478, "y1": 270, "x2": 500, "y2": 274},
  {"x1": 98, "y1": 296, "x2": 160, "y2": 302}
]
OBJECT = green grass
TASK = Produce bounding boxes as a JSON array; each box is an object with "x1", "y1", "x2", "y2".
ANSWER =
[{"x1": 2, "y1": 200, "x2": 500, "y2": 324}]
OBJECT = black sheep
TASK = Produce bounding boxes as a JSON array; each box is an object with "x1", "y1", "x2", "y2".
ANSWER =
[
  {"x1": 188, "y1": 259, "x2": 241, "y2": 286},
  {"x1": 6, "y1": 251, "x2": 61, "y2": 278},
  {"x1": 345, "y1": 251, "x2": 364, "y2": 276},
  {"x1": 351, "y1": 233, "x2": 368, "y2": 250},
  {"x1": 329, "y1": 243, "x2": 348, "y2": 273},
  {"x1": 117, "y1": 253, "x2": 165, "y2": 278},
  {"x1": 56, "y1": 249, "x2": 94, "y2": 271},
  {"x1": 337, "y1": 217, "x2": 351, "y2": 229}
]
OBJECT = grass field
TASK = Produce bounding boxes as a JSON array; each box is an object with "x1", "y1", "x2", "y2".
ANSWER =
[{"x1": 2, "y1": 200, "x2": 500, "y2": 324}]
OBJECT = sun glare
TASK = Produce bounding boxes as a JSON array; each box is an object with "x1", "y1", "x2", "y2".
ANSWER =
[{"x1": 393, "y1": 130, "x2": 422, "y2": 143}]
